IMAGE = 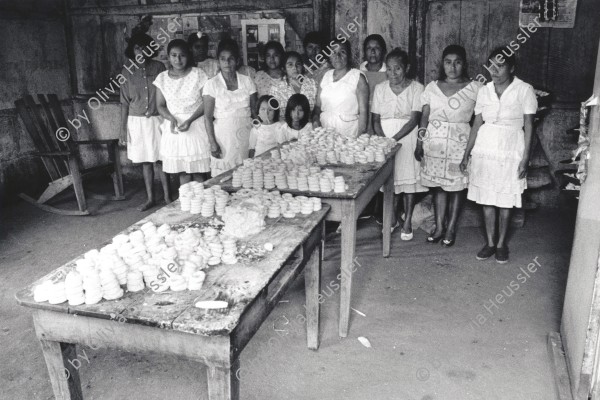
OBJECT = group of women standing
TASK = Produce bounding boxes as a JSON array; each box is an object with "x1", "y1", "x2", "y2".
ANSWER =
[{"x1": 119, "y1": 30, "x2": 537, "y2": 264}]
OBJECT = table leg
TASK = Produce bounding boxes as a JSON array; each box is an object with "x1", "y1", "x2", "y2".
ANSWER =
[
  {"x1": 207, "y1": 359, "x2": 240, "y2": 400},
  {"x1": 339, "y1": 201, "x2": 356, "y2": 338},
  {"x1": 304, "y1": 242, "x2": 321, "y2": 350},
  {"x1": 382, "y1": 174, "x2": 394, "y2": 257},
  {"x1": 38, "y1": 340, "x2": 84, "y2": 400},
  {"x1": 321, "y1": 221, "x2": 326, "y2": 261}
]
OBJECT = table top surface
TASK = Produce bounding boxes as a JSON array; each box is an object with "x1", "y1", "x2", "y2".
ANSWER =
[
  {"x1": 15, "y1": 200, "x2": 329, "y2": 337},
  {"x1": 209, "y1": 143, "x2": 400, "y2": 200}
]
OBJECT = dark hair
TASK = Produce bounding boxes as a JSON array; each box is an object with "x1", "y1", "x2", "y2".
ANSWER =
[
  {"x1": 217, "y1": 38, "x2": 240, "y2": 61},
  {"x1": 282, "y1": 51, "x2": 303, "y2": 73},
  {"x1": 125, "y1": 33, "x2": 158, "y2": 60},
  {"x1": 327, "y1": 38, "x2": 353, "y2": 68},
  {"x1": 363, "y1": 34, "x2": 387, "y2": 58},
  {"x1": 166, "y1": 39, "x2": 194, "y2": 68},
  {"x1": 285, "y1": 94, "x2": 310, "y2": 129},
  {"x1": 303, "y1": 31, "x2": 327, "y2": 49},
  {"x1": 188, "y1": 32, "x2": 208, "y2": 46},
  {"x1": 438, "y1": 45, "x2": 469, "y2": 80},
  {"x1": 488, "y1": 46, "x2": 517, "y2": 71},
  {"x1": 262, "y1": 41, "x2": 285, "y2": 71},
  {"x1": 385, "y1": 47, "x2": 409, "y2": 67},
  {"x1": 257, "y1": 95, "x2": 280, "y2": 123}
]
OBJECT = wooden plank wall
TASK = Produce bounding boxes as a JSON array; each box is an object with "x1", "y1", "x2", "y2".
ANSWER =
[
  {"x1": 366, "y1": 0, "x2": 410, "y2": 52},
  {"x1": 424, "y1": 0, "x2": 600, "y2": 104},
  {"x1": 66, "y1": 0, "x2": 320, "y2": 95}
]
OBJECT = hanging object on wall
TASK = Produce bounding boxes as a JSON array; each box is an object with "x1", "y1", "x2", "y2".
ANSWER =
[
  {"x1": 574, "y1": 95, "x2": 599, "y2": 184},
  {"x1": 519, "y1": 0, "x2": 578, "y2": 28}
]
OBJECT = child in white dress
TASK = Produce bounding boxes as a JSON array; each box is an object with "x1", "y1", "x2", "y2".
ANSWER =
[
  {"x1": 249, "y1": 96, "x2": 283, "y2": 157},
  {"x1": 461, "y1": 48, "x2": 537, "y2": 264},
  {"x1": 154, "y1": 39, "x2": 211, "y2": 185},
  {"x1": 372, "y1": 48, "x2": 426, "y2": 240},
  {"x1": 278, "y1": 93, "x2": 313, "y2": 143}
]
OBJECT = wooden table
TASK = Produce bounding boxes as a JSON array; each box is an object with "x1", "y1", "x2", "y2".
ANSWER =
[
  {"x1": 15, "y1": 200, "x2": 329, "y2": 400},
  {"x1": 209, "y1": 144, "x2": 399, "y2": 337}
]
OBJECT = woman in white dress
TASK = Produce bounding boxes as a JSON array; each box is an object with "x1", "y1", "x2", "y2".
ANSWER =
[
  {"x1": 312, "y1": 38, "x2": 369, "y2": 138},
  {"x1": 372, "y1": 48, "x2": 427, "y2": 240},
  {"x1": 460, "y1": 48, "x2": 537, "y2": 264},
  {"x1": 204, "y1": 39, "x2": 258, "y2": 177},
  {"x1": 415, "y1": 45, "x2": 481, "y2": 247},
  {"x1": 154, "y1": 39, "x2": 211, "y2": 185}
]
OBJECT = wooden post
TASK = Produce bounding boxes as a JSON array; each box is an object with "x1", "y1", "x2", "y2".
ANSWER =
[
  {"x1": 409, "y1": 0, "x2": 428, "y2": 83},
  {"x1": 304, "y1": 240, "x2": 322, "y2": 350},
  {"x1": 339, "y1": 200, "x2": 357, "y2": 337}
]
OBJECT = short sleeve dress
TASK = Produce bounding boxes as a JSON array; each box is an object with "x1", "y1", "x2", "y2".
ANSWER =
[
  {"x1": 203, "y1": 72, "x2": 257, "y2": 176},
  {"x1": 319, "y1": 68, "x2": 363, "y2": 139},
  {"x1": 278, "y1": 122, "x2": 313, "y2": 143},
  {"x1": 254, "y1": 70, "x2": 285, "y2": 98},
  {"x1": 153, "y1": 67, "x2": 210, "y2": 173},
  {"x1": 120, "y1": 60, "x2": 165, "y2": 163},
  {"x1": 360, "y1": 61, "x2": 388, "y2": 134},
  {"x1": 467, "y1": 77, "x2": 538, "y2": 208},
  {"x1": 372, "y1": 79, "x2": 428, "y2": 194},
  {"x1": 420, "y1": 80, "x2": 481, "y2": 191},
  {"x1": 269, "y1": 76, "x2": 317, "y2": 112},
  {"x1": 249, "y1": 122, "x2": 284, "y2": 156}
]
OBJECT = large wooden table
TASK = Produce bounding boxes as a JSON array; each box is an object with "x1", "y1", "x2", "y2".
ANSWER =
[
  {"x1": 16, "y1": 200, "x2": 329, "y2": 400},
  {"x1": 209, "y1": 144, "x2": 399, "y2": 337}
]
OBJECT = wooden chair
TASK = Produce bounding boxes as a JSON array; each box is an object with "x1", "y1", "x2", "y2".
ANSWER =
[{"x1": 14, "y1": 94, "x2": 124, "y2": 216}]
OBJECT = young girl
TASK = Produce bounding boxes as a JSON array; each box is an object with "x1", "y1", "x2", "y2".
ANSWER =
[
  {"x1": 372, "y1": 48, "x2": 427, "y2": 240},
  {"x1": 460, "y1": 47, "x2": 537, "y2": 264},
  {"x1": 154, "y1": 39, "x2": 211, "y2": 184},
  {"x1": 278, "y1": 93, "x2": 312, "y2": 143},
  {"x1": 249, "y1": 95, "x2": 283, "y2": 157},
  {"x1": 119, "y1": 33, "x2": 170, "y2": 211}
]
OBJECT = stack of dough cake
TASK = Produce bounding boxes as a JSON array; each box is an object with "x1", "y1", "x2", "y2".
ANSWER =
[{"x1": 178, "y1": 183, "x2": 229, "y2": 217}]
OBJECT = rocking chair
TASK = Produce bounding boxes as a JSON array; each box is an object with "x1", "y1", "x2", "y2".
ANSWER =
[{"x1": 14, "y1": 94, "x2": 124, "y2": 216}]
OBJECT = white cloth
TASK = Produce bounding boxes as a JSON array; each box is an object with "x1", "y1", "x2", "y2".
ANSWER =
[
  {"x1": 467, "y1": 77, "x2": 538, "y2": 208},
  {"x1": 249, "y1": 122, "x2": 284, "y2": 156},
  {"x1": 126, "y1": 115, "x2": 162, "y2": 163},
  {"x1": 372, "y1": 80, "x2": 427, "y2": 194},
  {"x1": 319, "y1": 68, "x2": 363, "y2": 138},
  {"x1": 204, "y1": 72, "x2": 257, "y2": 176},
  {"x1": 153, "y1": 67, "x2": 211, "y2": 173}
]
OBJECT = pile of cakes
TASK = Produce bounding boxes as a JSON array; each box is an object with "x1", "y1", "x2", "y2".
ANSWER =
[
  {"x1": 178, "y1": 182, "x2": 230, "y2": 217},
  {"x1": 276, "y1": 127, "x2": 396, "y2": 166},
  {"x1": 230, "y1": 158, "x2": 348, "y2": 193},
  {"x1": 32, "y1": 221, "x2": 245, "y2": 305}
]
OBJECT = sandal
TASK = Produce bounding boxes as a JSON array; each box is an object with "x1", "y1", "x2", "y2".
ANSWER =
[{"x1": 400, "y1": 229, "x2": 413, "y2": 241}]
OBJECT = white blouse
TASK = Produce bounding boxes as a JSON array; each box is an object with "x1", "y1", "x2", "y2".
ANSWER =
[
  {"x1": 153, "y1": 67, "x2": 208, "y2": 115},
  {"x1": 203, "y1": 72, "x2": 257, "y2": 119},
  {"x1": 474, "y1": 77, "x2": 537, "y2": 127},
  {"x1": 371, "y1": 80, "x2": 424, "y2": 120},
  {"x1": 421, "y1": 81, "x2": 481, "y2": 123}
]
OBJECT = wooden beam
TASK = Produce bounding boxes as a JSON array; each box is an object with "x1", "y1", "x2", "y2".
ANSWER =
[{"x1": 408, "y1": 0, "x2": 427, "y2": 82}]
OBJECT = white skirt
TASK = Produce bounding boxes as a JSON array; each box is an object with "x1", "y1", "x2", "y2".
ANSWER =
[
  {"x1": 467, "y1": 123, "x2": 526, "y2": 208},
  {"x1": 159, "y1": 113, "x2": 211, "y2": 174},
  {"x1": 381, "y1": 118, "x2": 429, "y2": 194},
  {"x1": 127, "y1": 116, "x2": 162, "y2": 163},
  {"x1": 211, "y1": 116, "x2": 252, "y2": 177}
]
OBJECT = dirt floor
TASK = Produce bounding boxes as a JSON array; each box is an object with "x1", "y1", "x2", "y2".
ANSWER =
[{"x1": 0, "y1": 179, "x2": 575, "y2": 400}]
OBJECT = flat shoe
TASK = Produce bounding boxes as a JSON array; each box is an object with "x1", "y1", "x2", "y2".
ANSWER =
[
  {"x1": 441, "y1": 239, "x2": 455, "y2": 247},
  {"x1": 476, "y1": 244, "x2": 496, "y2": 260},
  {"x1": 400, "y1": 229, "x2": 413, "y2": 241},
  {"x1": 426, "y1": 235, "x2": 443, "y2": 244}
]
